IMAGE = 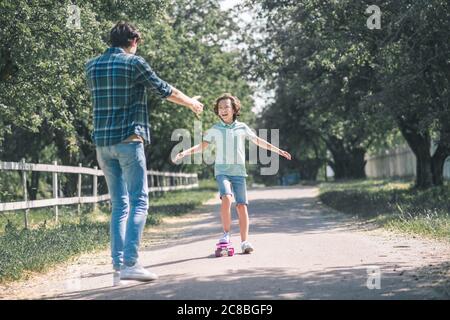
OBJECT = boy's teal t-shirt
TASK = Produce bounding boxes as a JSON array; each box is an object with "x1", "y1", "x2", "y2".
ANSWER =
[{"x1": 203, "y1": 120, "x2": 257, "y2": 177}]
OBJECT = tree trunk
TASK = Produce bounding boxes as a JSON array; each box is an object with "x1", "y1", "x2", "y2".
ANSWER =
[
  {"x1": 431, "y1": 143, "x2": 449, "y2": 186},
  {"x1": 415, "y1": 150, "x2": 433, "y2": 189},
  {"x1": 326, "y1": 136, "x2": 366, "y2": 179},
  {"x1": 397, "y1": 119, "x2": 433, "y2": 189},
  {"x1": 27, "y1": 153, "x2": 41, "y2": 201},
  {"x1": 28, "y1": 171, "x2": 40, "y2": 200},
  {"x1": 332, "y1": 151, "x2": 366, "y2": 179},
  {"x1": 297, "y1": 159, "x2": 322, "y2": 181},
  {"x1": 431, "y1": 157, "x2": 445, "y2": 186},
  {"x1": 347, "y1": 148, "x2": 367, "y2": 179}
]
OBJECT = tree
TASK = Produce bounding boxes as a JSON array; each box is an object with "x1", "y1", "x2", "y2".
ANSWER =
[
  {"x1": 0, "y1": 0, "x2": 255, "y2": 198},
  {"x1": 373, "y1": 0, "x2": 450, "y2": 188},
  {"x1": 244, "y1": 0, "x2": 392, "y2": 179},
  {"x1": 244, "y1": 0, "x2": 449, "y2": 187},
  {"x1": 138, "y1": 0, "x2": 254, "y2": 174}
]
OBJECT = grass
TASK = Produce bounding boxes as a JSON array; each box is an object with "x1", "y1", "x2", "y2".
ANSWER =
[
  {"x1": 0, "y1": 204, "x2": 110, "y2": 234},
  {"x1": 319, "y1": 179, "x2": 450, "y2": 241},
  {"x1": 0, "y1": 222, "x2": 110, "y2": 283},
  {"x1": 146, "y1": 179, "x2": 217, "y2": 225},
  {"x1": 0, "y1": 179, "x2": 216, "y2": 283}
]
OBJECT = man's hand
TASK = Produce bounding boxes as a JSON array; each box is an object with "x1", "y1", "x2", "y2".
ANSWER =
[
  {"x1": 190, "y1": 95, "x2": 203, "y2": 116},
  {"x1": 166, "y1": 88, "x2": 204, "y2": 116},
  {"x1": 172, "y1": 151, "x2": 186, "y2": 164},
  {"x1": 279, "y1": 150, "x2": 292, "y2": 160}
]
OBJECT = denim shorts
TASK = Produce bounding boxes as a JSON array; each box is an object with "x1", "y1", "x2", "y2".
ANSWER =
[{"x1": 216, "y1": 174, "x2": 248, "y2": 205}]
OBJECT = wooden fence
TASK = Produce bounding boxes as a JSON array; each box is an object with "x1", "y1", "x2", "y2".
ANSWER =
[
  {"x1": 0, "y1": 160, "x2": 198, "y2": 228},
  {"x1": 365, "y1": 144, "x2": 450, "y2": 180}
]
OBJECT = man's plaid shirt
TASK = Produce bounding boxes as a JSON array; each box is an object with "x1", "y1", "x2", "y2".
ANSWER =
[{"x1": 85, "y1": 47, "x2": 172, "y2": 146}]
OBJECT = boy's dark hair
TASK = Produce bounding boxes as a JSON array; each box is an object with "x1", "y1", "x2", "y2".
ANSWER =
[
  {"x1": 110, "y1": 21, "x2": 141, "y2": 48},
  {"x1": 214, "y1": 93, "x2": 241, "y2": 121}
]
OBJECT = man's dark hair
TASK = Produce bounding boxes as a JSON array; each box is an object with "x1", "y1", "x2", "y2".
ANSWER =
[{"x1": 110, "y1": 21, "x2": 141, "y2": 48}]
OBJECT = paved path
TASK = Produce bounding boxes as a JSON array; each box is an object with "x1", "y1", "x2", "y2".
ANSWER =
[{"x1": 1, "y1": 186, "x2": 449, "y2": 299}]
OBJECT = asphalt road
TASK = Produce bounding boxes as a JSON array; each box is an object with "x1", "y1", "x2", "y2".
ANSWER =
[{"x1": 1, "y1": 185, "x2": 449, "y2": 300}]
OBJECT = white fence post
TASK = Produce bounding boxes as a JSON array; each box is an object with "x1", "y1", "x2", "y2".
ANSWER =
[
  {"x1": 158, "y1": 174, "x2": 162, "y2": 194},
  {"x1": 93, "y1": 166, "x2": 98, "y2": 212},
  {"x1": 21, "y1": 158, "x2": 29, "y2": 229},
  {"x1": 53, "y1": 160, "x2": 58, "y2": 223},
  {"x1": 77, "y1": 163, "x2": 82, "y2": 215}
]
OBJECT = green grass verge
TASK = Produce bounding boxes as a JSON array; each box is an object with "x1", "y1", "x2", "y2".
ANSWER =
[
  {"x1": 0, "y1": 222, "x2": 109, "y2": 283},
  {"x1": 146, "y1": 179, "x2": 216, "y2": 225},
  {"x1": 319, "y1": 179, "x2": 450, "y2": 241},
  {"x1": 0, "y1": 180, "x2": 216, "y2": 283}
]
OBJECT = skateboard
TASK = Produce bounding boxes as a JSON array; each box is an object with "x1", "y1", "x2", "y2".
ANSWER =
[{"x1": 215, "y1": 242, "x2": 235, "y2": 257}]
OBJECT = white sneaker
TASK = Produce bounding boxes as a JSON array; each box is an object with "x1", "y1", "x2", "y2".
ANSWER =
[
  {"x1": 241, "y1": 241, "x2": 254, "y2": 254},
  {"x1": 219, "y1": 232, "x2": 230, "y2": 244},
  {"x1": 120, "y1": 264, "x2": 158, "y2": 281},
  {"x1": 113, "y1": 271, "x2": 122, "y2": 286}
]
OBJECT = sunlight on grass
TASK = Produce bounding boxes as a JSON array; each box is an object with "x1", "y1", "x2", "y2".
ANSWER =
[{"x1": 319, "y1": 179, "x2": 450, "y2": 241}]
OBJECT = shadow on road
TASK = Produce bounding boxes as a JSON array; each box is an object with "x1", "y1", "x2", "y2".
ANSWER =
[
  {"x1": 142, "y1": 191, "x2": 372, "y2": 251},
  {"x1": 54, "y1": 261, "x2": 449, "y2": 300}
]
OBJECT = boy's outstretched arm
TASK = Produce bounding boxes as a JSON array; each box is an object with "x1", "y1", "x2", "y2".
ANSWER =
[
  {"x1": 251, "y1": 136, "x2": 292, "y2": 160},
  {"x1": 172, "y1": 141, "x2": 210, "y2": 163}
]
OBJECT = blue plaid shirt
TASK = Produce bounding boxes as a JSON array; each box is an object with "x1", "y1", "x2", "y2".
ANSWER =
[{"x1": 85, "y1": 47, "x2": 172, "y2": 146}]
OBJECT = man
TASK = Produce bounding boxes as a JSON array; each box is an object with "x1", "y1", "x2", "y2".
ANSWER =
[{"x1": 85, "y1": 21, "x2": 203, "y2": 283}]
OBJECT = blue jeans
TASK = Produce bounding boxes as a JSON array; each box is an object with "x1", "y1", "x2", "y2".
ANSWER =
[
  {"x1": 216, "y1": 174, "x2": 248, "y2": 205},
  {"x1": 96, "y1": 142, "x2": 149, "y2": 271}
]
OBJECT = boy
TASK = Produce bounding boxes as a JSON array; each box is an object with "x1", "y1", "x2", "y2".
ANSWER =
[{"x1": 174, "y1": 93, "x2": 291, "y2": 253}]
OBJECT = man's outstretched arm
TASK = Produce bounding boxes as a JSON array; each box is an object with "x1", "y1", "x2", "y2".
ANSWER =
[
  {"x1": 133, "y1": 56, "x2": 203, "y2": 116},
  {"x1": 166, "y1": 88, "x2": 203, "y2": 116}
]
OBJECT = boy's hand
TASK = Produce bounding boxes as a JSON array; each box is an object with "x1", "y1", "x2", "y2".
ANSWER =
[
  {"x1": 280, "y1": 150, "x2": 292, "y2": 160},
  {"x1": 190, "y1": 96, "x2": 203, "y2": 117}
]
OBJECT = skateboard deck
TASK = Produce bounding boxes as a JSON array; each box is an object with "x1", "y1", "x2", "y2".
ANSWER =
[{"x1": 215, "y1": 242, "x2": 234, "y2": 257}]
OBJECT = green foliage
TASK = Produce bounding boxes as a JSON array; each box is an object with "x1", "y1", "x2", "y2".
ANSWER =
[
  {"x1": 319, "y1": 179, "x2": 450, "y2": 240},
  {"x1": 244, "y1": 0, "x2": 392, "y2": 180},
  {"x1": 245, "y1": 0, "x2": 450, "y2": 185},
  {"x1": 0, "y1": 0, "x2": 254, "y2": 197},
  {"x1": 0, "y1": 0, "x2": 108, "y2": 160},
  {"x1": 139, "y1": 0, "x2": 255, "y2": 173},
  {"x1": 0, "y1": 171, "x2": 22, "y2": 202}
]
